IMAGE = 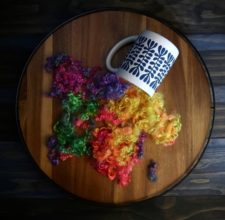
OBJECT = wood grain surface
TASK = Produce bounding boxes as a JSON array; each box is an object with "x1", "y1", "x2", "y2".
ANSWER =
[
  {"x1": 2, "y1": 0, "x2": 225, "y2": 35},
  {"x1": 17, "y1": 10, "x2": 213, "y2": 204}
]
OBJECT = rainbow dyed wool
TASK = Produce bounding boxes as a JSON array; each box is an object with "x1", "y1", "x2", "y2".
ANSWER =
[{"x1": 45, "y1": 53, "x2": 182, "y2": 186}]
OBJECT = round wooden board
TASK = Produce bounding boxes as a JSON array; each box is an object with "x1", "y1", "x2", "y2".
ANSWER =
[{"x1": 17, "y1": 10, "x2": 214, "y2": 204}]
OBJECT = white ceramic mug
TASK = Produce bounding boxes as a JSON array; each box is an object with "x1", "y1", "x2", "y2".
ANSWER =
[{"x1": 106, "y1": 30, "x2": 179, "y2": 96}]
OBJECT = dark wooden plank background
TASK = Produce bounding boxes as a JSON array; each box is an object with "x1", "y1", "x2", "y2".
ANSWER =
[{"x1": 0, "y1": 0, "x2": 225, "y2": 218}]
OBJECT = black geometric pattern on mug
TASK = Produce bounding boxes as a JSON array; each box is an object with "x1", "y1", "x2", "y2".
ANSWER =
[
  {"x1": 121, "y1": 35, "x2": 147, "y2": 71},
  {"x1": 128, "y1": 39, "x2": 158, "y2": 77},
  {"x1": 149, "y1": 52, "x2": 175, "y2": 90}
]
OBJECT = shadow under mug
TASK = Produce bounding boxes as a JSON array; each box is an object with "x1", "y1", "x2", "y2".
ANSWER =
[{"x1": 106, "y1": 30, "x2": 179, "y2": 96}]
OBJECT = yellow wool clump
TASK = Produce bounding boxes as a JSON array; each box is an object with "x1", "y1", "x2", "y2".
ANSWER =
[
  {"x1": 150, "y1": 113, "x2": 182, "y2": 145},
  {"x1": 107, "y1": 86, "x2": 182, "y2": 146}
]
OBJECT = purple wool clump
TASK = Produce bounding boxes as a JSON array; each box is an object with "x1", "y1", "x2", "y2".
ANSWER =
[
  {"x1": 48, "y1": 149, "x2": 59, "y2": 166},
  {"x1": 87, "y1": 72, "x2": 129, "y2": 100},
  {"x1": 137, "y1": 132, "x2": 147, "y2": 158},
  {"x1": 45, "y1": 53, "x2": 71, "y2": 72},
  {"x1": 47, "y1": 136, "x2": 57, "y2": 149},
  {"x1": 148, "y1": 160, "x2": 157, "y2": 182}
]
